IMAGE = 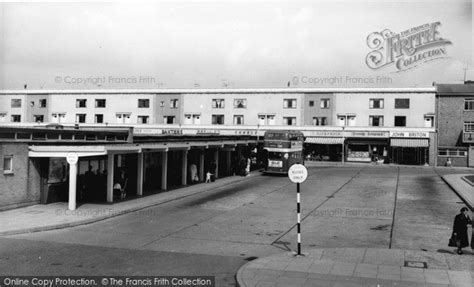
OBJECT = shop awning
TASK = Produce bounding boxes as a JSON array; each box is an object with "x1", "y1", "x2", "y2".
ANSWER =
[
  {"x1": 390, "y1": 138, "x2": 429, "y2": 147},
  {"x1": 305, "y1": 137, "x2": 344, "y2": 144}
]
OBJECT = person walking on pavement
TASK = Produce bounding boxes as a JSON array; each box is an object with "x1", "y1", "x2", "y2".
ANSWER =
[
  {"x1": 205, "y1": 171, "x2": 213, "y2": 183},
  {"x1": 451, "y1": 207, "x2": 472, "y2": 255}
]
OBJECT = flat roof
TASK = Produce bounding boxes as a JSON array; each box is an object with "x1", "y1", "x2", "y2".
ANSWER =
[
  {"x1": 436, "y1": 84, "x2": 474, "y2": 95},
  {"x1": 0, "y1": 87, "x2": 436, "y2": 95}
]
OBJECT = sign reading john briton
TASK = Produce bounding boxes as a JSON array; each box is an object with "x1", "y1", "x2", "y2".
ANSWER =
[{"x1": 366, "y1": 22, "x2": 451, "y2": 71}]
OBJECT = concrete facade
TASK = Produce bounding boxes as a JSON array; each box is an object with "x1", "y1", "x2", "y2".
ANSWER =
[
  {"x1": 181, "y1": 92, "x2": 305, "y2": 126},
  {"x1": 303, "y1": 93, "x2": 334, "y2": 126},
  {"x1": 333, "y1": 92, "x2": 435, "y2": 128}
]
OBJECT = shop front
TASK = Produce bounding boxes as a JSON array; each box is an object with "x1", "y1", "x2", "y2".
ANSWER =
[
  {"x1": 345, "y1": 131, "x2": 389, "y2": 163},
  {"x1": 390, "y1": 132, "x2": 430, "y2": 165},
  {"x1": 304, "y1": 136, "x2": 344, "y2": 161}
]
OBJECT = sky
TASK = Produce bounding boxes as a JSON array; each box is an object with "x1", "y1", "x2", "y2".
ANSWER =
[{"x1": 0, "y1": 0, "x2": 472, "y2": 90}]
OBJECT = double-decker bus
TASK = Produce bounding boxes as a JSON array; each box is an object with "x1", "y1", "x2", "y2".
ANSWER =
[{"x1": 263, "y1": 130, "x2": 304, "y2": 174}]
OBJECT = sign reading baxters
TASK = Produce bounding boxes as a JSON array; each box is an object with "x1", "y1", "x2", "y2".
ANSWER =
[{"x1": 288, "y1": 164, "x2": 308, "y2": 184}]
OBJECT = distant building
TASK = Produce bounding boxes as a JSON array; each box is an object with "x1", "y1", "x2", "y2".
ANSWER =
[{"x1": 436, "y1": 82, "x2": 474, "y2": 167}]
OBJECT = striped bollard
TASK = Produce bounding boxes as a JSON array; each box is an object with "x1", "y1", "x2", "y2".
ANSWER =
[{"x1": 288, "y1": 163, "x2": 308, "y2": 256}]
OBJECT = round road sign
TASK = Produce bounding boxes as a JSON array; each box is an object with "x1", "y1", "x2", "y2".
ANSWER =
[{"x1": 288, "y1": 164, "x2": 308, "y2": 183}]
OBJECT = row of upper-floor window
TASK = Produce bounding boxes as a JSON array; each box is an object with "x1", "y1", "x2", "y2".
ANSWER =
[
  {"x1": 9, "y1": 98, "x2": 474, "y2": 110},
  {"x1": 0, "y1": 113, "x2": 435, "y2": 127},
  {"x1": 7, "y1": 99, "x2": 180, "y2": 109}
]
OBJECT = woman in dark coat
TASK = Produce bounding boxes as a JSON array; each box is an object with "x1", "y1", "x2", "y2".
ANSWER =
[{"x1": 452, "y1": 207, "x2": 472, "y2": 254}]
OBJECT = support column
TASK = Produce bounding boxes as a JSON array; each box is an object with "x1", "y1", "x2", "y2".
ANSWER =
[
  {"x1": 107, "y1": 153, "x2": 114, "y2": 203},
  {"x1": 137, "y1": 152, "x2": 144, "y2": 196},
  {"x1": 68, "y1": 162, "x2": 78, "y2": 210},
  {"x1": 214, "y1": 149, "x2": 219, "y2": 179},
  {"x1": 182, "y1": 149, "x2": 188, "y2": 186},
  {"x1": 161, "y1": 151, "x2": 168, "y2": 191},
  {"x1": 226, "y1": 150, "x2": 232, "y2": 175},
  {"x1": 199, "y1": 151, "x2": 205, "y2": 182}
]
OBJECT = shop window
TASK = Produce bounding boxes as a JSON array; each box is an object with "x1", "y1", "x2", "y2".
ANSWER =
[
  {"x1": 284, "y1": 99, "x2": 297, "y2": 109},
  {"x1": 138, "y1": 99, "x2": 150, "y2": 108},
  {"x1": 95, "y1": 114, "x2": 104, "y2": 123},
  {"x1": 320, "y1": 99, "x2": 330, "y2": 109},
  {"x1": 170, "y1": 99, "x2": 179, "y2": 108},
  {"x1": 234, "y1": 115, "x2": 244, "y2": 125},
  {"x1": 11, "y1": 99, "x2": 21, "y2": 108},
  {"x1": 76, "y1": 114, "x2": 86, "y2": 123},
  {"x1": 138, "y1": 115, "x2": 149, "y2": 124},
  {"x1": 369, "y1": 99, "x2": 384, "y2": 109},
  {"x1": 33, "y1": 115, "x2": 44, "y2": 123},
  {"x1": 3, "y1": 155, "x2": 13, "y2": 174},
  {"x1": 212, "y1": 99, "x2": 225, "y2": 108},
  {"x1": 438, "y1": 149, "x2": 467, "y2": 157},
  {"x1": 212, "y1": 114, "x2": 224, "y2": 125},
  {"x1": 394, "y1": 116, "x2": 406, "y2": 127},
  {"x1": 234, "y1": 99, "x2": 247, "y2": 108},
  {"x1": 11, "y1": 115, "x2": 21, "y2": 122},
  {"x1": 369, "y1": 116, "x2": 383, "y2": 127},
  {"x1": 76, "y1": 99, "x2": 87, "y2": 108},
  {"x1": 95, "y1": 99, "x2": 106, "y2": 108},
  {"x1": 283, "y1": 117, "x2": 296, "y2": 126},
  {"x1": 395, "y1": 98, "x2": 410, "y2": 109},
  {"x1": 39, "y1": 99, "x2": 47, "y2": 108}
]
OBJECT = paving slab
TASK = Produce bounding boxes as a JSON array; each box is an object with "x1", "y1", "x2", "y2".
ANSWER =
[{"x1": 236, "y1": 248, "x2": 474, "y2": 287}]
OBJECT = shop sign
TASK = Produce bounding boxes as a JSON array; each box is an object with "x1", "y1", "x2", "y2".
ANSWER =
[
  {"x1": 134, "y1": 128, "x2": 162, "y2": 135},
  {"x1": 220, "y1": 129, "x2": 258, "y2": 136},
  {"x1": 347, "y1": 131, "x2": 388, "y2": 138},
  {"x1": 161, "y1": 129, "x2": 183, "y2": 135},
  {"x1": 304, "y1": 130, "x2": 343, "y2": 137},
  {"x1": 196, "y1": 129, "x2": 220, "y2": 135},
  {"x1": 390, "y1": 131, "x2": 429, "y2": 138}
]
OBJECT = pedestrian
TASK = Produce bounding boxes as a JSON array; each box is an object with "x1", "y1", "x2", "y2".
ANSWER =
[
  {"x1": 446, "y1": 158, "x2": 452, "y2": 167},
  {"x1": 205, "y1": 171, "x2": 213, "y2": 183},
  {"x1": 450, "y1": 207, "x2": 472, "y2": 255}
]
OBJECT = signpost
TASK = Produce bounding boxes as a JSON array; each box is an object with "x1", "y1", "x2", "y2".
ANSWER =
[{"x1": 288, "y1": 164, "x2": 308, "y2": 256}]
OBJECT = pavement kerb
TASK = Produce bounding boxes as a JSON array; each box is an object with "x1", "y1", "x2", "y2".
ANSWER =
[
  {"x1": 0, "y1": 171, "x2": 262, "y2": 236},
  {"x1": 441, "y1": 173, "x2": 474, "y2": 211},
  {"x1": 235, "y1": 248, "x2": 474, "y2": 287}
]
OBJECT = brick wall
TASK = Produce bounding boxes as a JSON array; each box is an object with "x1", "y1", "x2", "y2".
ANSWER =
[{"x1": 0, "y1": 143, "x2": 41, "y2": 209}]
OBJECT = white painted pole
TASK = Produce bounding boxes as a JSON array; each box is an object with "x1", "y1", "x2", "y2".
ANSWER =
[{"x1": 68, "y1": 162, "x2": 77, "y2": 211}]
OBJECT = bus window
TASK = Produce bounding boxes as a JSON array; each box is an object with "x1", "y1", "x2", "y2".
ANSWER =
[{"x1": 268, "y1": 152, "x2": 282, "y2": 158}]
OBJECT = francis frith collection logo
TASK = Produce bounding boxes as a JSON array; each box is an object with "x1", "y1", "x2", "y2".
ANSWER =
[{"x1": 366, "y1": 22, "x2": 452, "y2": 71}]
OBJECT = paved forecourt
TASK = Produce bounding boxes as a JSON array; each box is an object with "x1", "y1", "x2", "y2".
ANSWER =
[{"x1": 237, "y1": 247, "x2": 474, "y2": 287}]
